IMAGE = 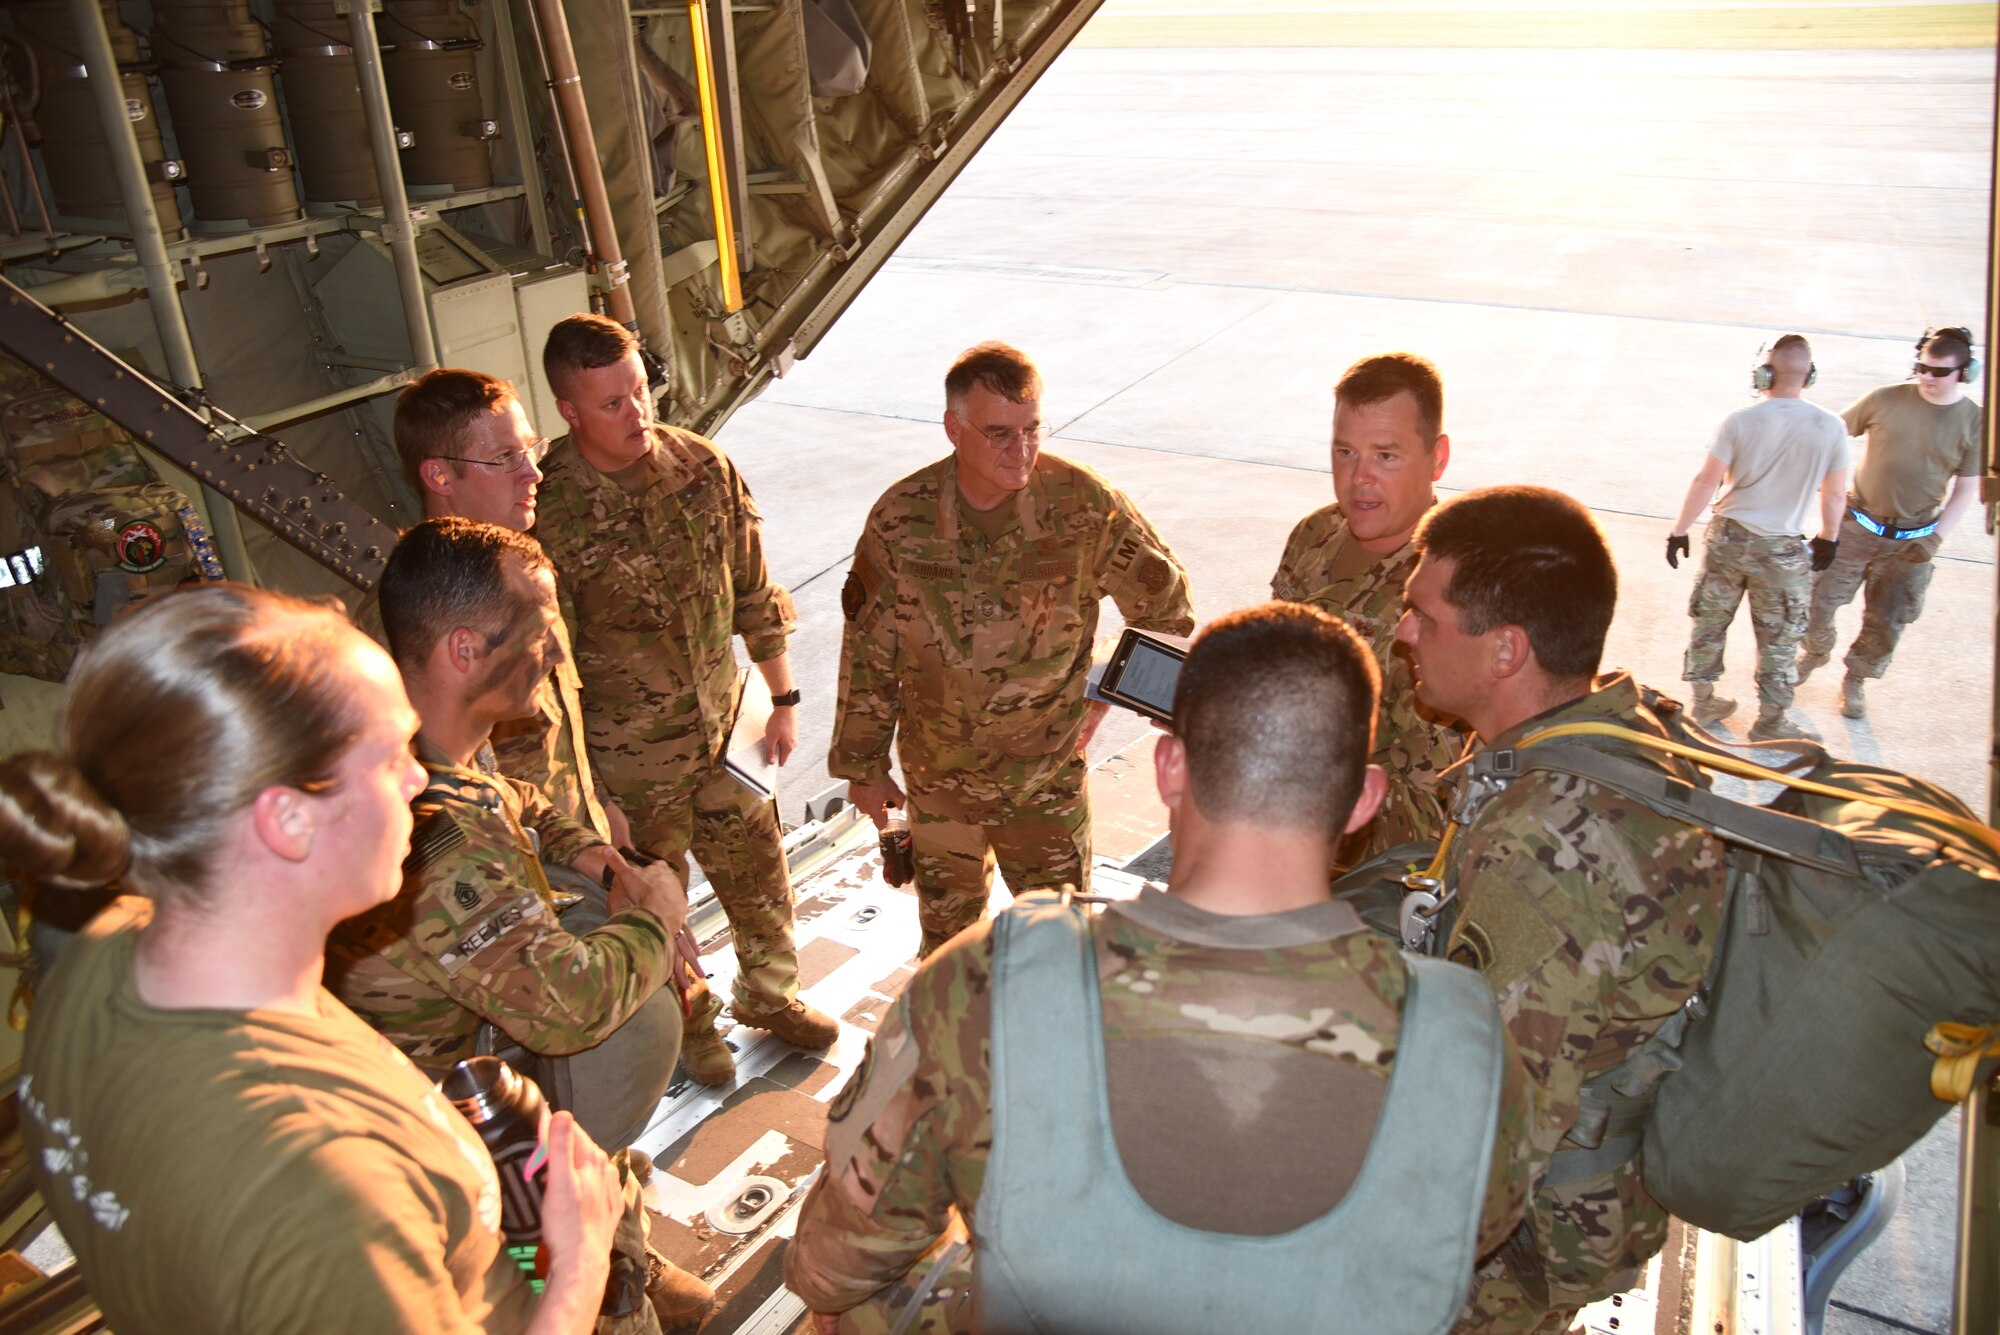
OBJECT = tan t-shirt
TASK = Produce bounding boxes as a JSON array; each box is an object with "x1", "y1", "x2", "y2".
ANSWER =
[
  {"x1": 21, "y1": 897, "x2": 534, "y2": 1334},
  {"x1": 1843, "y1": 383, "x2": 1983, "y2": 522}
]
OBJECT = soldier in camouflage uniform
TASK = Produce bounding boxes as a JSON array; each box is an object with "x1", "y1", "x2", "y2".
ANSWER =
[
  {"x1": 328, "y1": 516, "x2": 716, "y2": 1326},
  {"x1": 355, "y1": 368, "x2": 615, "y2": 846},
  {"x1": 534, "y1": 315, "x2": 836, "y2": 1083},
  {"x1": 1271, "y1": 351, "x2": 1467, "y2": 866},
  {"x1": 788, "y1": 604, "x2": 1532, "y2": 1333},
  {"x1": 1395, "y1": 487, "x2": 1728, "y2": 1334},
  {"x1": 1666, "y1": 335, "x2": 1851, "y2": 741},
  {"x1": 832, "y1": 342, "x2": 1194, "y2": 956}
]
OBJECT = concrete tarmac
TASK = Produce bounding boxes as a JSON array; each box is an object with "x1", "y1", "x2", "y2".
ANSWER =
[{"x1": 714, "y1": 43, "x2": 1995, "y2": 1335}]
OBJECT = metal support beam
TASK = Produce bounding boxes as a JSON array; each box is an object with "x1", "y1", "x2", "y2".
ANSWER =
[
  {"x1": 686, "y1": 0, "x2": 743, "y2": 312},
  {"x1": 0, "y1": 278, "x2": 399, "y2": 587},
  {"x1": 702, "y1": 0, "x2": 755, "y2": 274},
  {"x1": 1970, "y1": 38, "x2": 2000, "y2": 1335},
  {"x1": 243, "y1": 370, "x2": 417, "y2": 432},
  {"x1": 485, "y1": 0, "x2": 554, "y2": 258},
  {"x1": 342, "y1": 0, "x2": 439, "y2": 373},
  {"x1": 67, "y1": 0, "x2": 257, "y2": 585}
]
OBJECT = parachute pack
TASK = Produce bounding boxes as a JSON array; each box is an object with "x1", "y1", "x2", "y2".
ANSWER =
[
  {"x1": 1339, "y1": 700, "x2": 2000, "y2": 1241},
  {"x1": 0, "y1": 364, "x2": 223, "y2": 682}
]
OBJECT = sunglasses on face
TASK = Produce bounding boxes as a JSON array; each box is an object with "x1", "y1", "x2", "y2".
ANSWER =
[{"x1": 1913, "y1": 362, "x2": 1963, "y2": 379}]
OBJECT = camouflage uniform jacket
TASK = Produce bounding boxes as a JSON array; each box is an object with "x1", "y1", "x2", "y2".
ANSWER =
[
  {"x1": 326, "y1": 736, "x2": 674, "y2": 1072},
  {"x1": 785, "y1": 888, "x2": 1531, "y2": 1313},
  {"x1": 831, "y1": 453, "x2": 1194, "y2": 819},
  {"x1": 1272, "y1": 502, "x2": 1468, "y2": 851},
  {"x1": 352, "y1": 587, "x2": 611, "y2": 842},
  {"x1": 1441, "y1": 673, "x2": 1726, "y2": 1297},
  {"x1": 533, "y1": 425, "x2": 796, "y2": 796}
]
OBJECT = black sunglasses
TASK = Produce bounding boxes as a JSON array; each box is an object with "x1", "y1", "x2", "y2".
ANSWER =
[{"x1": 1913, "y1": 362, "x2": 1963, "y2": 378}]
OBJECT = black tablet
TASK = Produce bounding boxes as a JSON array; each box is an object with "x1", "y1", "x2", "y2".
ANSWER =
[{"x1": 1096, "y1": 627, "x2": 1189, "y2": 725}]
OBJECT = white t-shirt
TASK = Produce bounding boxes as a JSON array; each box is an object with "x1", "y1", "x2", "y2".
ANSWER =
[{"x1": 1709, "y1": 397, "x2": 1852, "y2": 537}]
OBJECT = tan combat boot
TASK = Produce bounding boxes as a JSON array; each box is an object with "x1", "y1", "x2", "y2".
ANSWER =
[
  {"x1": 1749, "y1": 709, "x2": 1819, "y2": 742},
  {"x1": 1796, "y1": 650, "x2": 1830, "y2": 683},
  {"x1": 645, "y1": 1250, "x2": 716, "y2": 1330},
  {"x1": 1841, "y1": 675, "x2": 1867, "y2": 719},
  {"x1": 678, "y1": 1021, "x2": 737, "y2": 1086},
  {"x1": 1690, "y1": 682, "x2": 1737, "y2": 725},
  {"x1": 731, "y1": 996, "x2": 840, "y2": 1049}
]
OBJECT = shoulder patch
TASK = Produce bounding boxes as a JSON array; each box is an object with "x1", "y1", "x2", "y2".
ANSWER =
[
  {"x1": 843, "y1": 549, "x2": 884, "y2": 622},
  {"x1": 410, "y1": 812, "x2": 467, "y2": 870},
  {"x1": 1137, "y1": 554, "x2": 1172, "y2": 593}
]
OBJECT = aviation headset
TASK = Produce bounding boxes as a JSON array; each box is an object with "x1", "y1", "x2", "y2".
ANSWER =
[
  {"x1": 1917, "y1": 326, "x2": 1982, "y2": 383},
  {"x1": 1751, "y1": 334, "x2": 1816, "y2": 392}
]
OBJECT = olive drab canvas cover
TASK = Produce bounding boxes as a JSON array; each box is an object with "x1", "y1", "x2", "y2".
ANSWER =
[
  {"x1": 0, "y1": 363, "x2": 220, "y2": 681},
  {"x1": 1335, "y1": 711, "x2": 2000, "y2": 1242},
  {"x1": 1641, "y1": 757, "x2": 2000, "y2": 1238}
]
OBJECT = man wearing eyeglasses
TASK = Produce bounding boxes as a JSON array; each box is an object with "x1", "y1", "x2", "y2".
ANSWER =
[
  {"x1": 1798, "y1": 327, "x2": 1985, "y2": 719},
  {"x1": 832, "y1": 342, "x2": 1195, "y2": 957},
  {"x1": 364, "y1": 368, "x2": 616, "y2": 858}
]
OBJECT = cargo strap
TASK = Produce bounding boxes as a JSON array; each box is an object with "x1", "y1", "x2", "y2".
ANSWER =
[
  {"x1": 1849, "y1": 504, "x2": 1938, "y2": 542},
  {"x1": 1926, "y1": 1022, "x2": 2000, "y2": 1102},
  {"x1": 1507, "y1": 722, "x2": 2000, "y2": 862}
]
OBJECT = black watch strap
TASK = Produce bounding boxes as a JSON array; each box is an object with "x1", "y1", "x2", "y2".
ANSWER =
[{"x1": 770, "y1": 688, "x2": 802, "y2": 707}]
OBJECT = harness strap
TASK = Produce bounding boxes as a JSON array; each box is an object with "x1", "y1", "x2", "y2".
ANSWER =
[
  {"x1": 1926, "y1": 1022, "x2": 2000, "y2": 1102},
  {"x1": 1512, "y1": 722, "x2": 2000, "y2": 860}
]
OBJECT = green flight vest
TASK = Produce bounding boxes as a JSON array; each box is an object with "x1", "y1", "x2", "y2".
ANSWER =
[{"x1": 974, "y1": 891, "x2": 1504, "y2": 1335}]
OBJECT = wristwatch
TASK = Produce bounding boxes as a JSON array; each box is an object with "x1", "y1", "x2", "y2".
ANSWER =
[{"x1": 771, "y1": 688, "x2": 802, "y2": 708}]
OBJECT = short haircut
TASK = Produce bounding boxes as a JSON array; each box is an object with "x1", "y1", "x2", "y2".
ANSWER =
[
  {"x1": 1924, "y1": 327, "x2": 1974, "y2": 369},
  {"x1": 1171, "y1": 602, "x2": 1380, "y2": 837},
  {"x1": 544, "y1": 313, "x2": 639, "y2": 401},
  {"x1": 1335, "y1": 352, "x2": 1444, "y2": 444},
  {"x1": 378, "y1": 517, "x2": 552, "y2": 673},
  {"x1": 1769, "y1": 333, "x2": 1812, "y2": 360},
  {"x1": 394, "y1": 369, "x2": 518, "y2": 492},
  {"x1": 945, "y1": 341, "x2": 1042, "y2": 409},
  {"x1": 1413, "y1": 486, "x2": 1616, "y2": 680}
]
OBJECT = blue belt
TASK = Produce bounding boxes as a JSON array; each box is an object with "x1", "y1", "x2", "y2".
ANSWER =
[{"x1": 1850, "y1": 505, "x2": 1937, "y2": 541}]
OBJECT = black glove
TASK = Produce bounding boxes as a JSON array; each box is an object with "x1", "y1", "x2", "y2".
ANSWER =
[
  {"x1": 1810, "y1": 537, "x2": 1839, "y2": 572},
  {"x1": 1666, "y1": 533, "x2": 1690, "y2": 569}
]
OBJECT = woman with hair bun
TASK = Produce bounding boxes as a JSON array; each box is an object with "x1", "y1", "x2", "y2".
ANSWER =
[{"x1": 9, "y1": 583, "x2": 625, "y2": 1334}]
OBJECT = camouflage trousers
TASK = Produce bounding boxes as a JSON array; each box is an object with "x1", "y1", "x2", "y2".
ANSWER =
[
  {"x1": 600, "y1": 1150, "x2": 663, "y2": 1335},
  {"x1": 1803, "y1": 509, "x2": 1942, "y2": 680},
  {"x1": 618, "y1": 755, "x2": 800, "y2": 1026},
  {"x1": 1681, "y1": 518, "x2": 1812, "y2": 712},
  {"x1": 1453, "y1": 1162, "x2": 1667, "y2": 1335},
  {"x1": 823, "y1": 1215, "x2": 976, "y2": 1334},
  {"x1": 908, "y1": 756, "x2": 1091, "y2": 957}
]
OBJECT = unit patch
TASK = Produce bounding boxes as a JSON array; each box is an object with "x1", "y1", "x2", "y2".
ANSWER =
[
  {"x1": 115, "y1": 521, "x2": 165, "y2": 573},
  {"x1": 1137, "y1": 555, "x2": 1172, "y2": 593}
]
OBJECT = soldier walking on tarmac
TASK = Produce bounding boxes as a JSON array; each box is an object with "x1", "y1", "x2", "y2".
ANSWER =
[
  {"x1": 1799, "y1": 326, "x2": 1984, "y2": 719},
  {"x1": 533, "y1": 315, "x2": 837, "y2": 1086},
  {"x1": 830, "y1": 341, "x2": 1195, "y2": 957},
  {"x1": 1666, "y1": 335, "x2": 1851, "y2": 741}
]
